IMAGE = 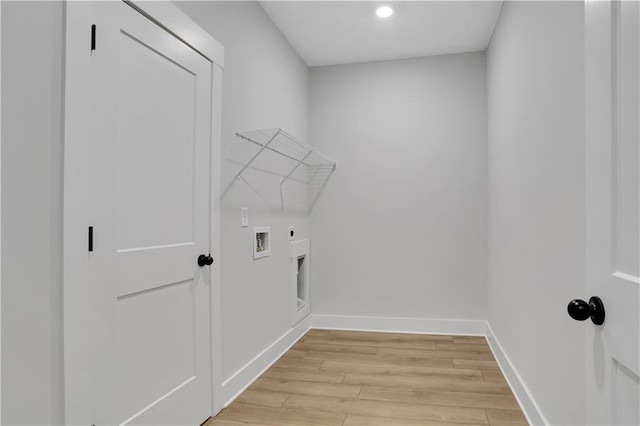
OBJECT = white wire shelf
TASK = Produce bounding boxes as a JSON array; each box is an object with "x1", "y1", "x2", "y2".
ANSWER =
[{"x1": 226, "y1": 128, "x2": 337, "y2": 211}]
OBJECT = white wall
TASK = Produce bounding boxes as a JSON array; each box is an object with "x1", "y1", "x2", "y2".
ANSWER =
[
  {"x1": 175, "y1": 2, "x2": 311, "y2": 382},
  {"x1": 309, "y1": 53, "x2": 488, "y2": 323},
  {"x1": 1, "y1": 2, "x2": 65, "y2": 424},
  {"x1": 486, "y1": 2, "x2": 585, "y2": 424}
]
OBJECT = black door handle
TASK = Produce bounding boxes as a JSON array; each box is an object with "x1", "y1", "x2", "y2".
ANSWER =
[
  {"x1": 567, "y1": 296, "x2": 605, "y2": 325},
  {"x1": 197, "y1": 254, "x2": 214, "y2": 267}
]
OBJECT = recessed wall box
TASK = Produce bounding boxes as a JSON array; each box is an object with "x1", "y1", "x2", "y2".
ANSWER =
[
  {"x1": 253, "y1": 227, "x2": 271, "y2": 259},
  {"x1": 291, "y1": 239, "x2": 310, "y2": 325}
]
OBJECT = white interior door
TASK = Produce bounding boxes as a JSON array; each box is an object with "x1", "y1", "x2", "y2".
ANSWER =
[
  {"x1": 64, "y1": 2, "x2": 214, "y2": 424},
  {"x1": 585, "y1": 1, "x2": 640, "y2": 424}
]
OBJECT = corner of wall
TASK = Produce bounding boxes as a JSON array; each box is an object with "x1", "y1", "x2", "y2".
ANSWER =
[
  {"x1": 485, "y1": 322, "x2": 547, "y2": 425},
  {"x1": 221, "y1": 316, "x2": 311, "y2": 407}
]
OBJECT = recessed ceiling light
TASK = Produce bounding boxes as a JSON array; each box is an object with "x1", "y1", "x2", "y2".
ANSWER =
[{"x1": 376, "y1": 6, "x2": 394, "y2": 18}]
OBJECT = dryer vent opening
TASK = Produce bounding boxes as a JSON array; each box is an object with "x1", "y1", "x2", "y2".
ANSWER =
[
  {"x1": 291, "y1": 239, "x2": 310, "y2": 325},
  {"x1": 297, "y1": 255, "x2": 307, "y2": 310}
]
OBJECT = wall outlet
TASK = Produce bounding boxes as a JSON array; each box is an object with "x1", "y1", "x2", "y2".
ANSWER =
[
  {"x1": 240, "y1": 207, "x2": 248, "y2": 228},
  {"x1": 288, "y1": 226, "x2": 295, "y2": 241}
]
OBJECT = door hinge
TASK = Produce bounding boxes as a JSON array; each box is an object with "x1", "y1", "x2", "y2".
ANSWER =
[
  {"x1": 91, "y1": 24, "x2": 96, "y2": 52},
  {"x1": 88, "y1": 226, "x2": 94, "y2": 252}
]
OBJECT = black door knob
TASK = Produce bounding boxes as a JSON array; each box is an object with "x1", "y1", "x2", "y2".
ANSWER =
[
  {"x1": 567, "y1": 296, "x2": 605, "y2": 325},
  {"x1": 197, "y1": 254, "x2": 214, "y2": 267}
]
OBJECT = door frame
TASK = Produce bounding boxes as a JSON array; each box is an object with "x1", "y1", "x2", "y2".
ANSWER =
[{"x1": 62, "y1": 0, "x2": 224, "y2": 422}]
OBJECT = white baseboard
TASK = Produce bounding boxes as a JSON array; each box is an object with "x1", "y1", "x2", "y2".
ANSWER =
[
  {"x1": 485, "y1": 322, "x2": 547, "y2": 426},
  {"x1": 310, "y1": 314, "x2": 487, "y2": 336},
  {"x1": 221, "y1": 316, "x2": 311, "y2": 407}
]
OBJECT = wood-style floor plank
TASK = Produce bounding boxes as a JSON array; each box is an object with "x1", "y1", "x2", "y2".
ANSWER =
[
  {"x1": 208, "y1": 419, "x2": 250, "y2": 426},
  {"x1": 454, "y1": 358, "x2": 501, "y2": 370},
  {"x1": 327, "y1": 330, "x2": 454, "y2": 342},
  {"x1": 436, "y1": 342, "x2": 493, "y2": 353},
  {"x1": 283, "y1": 394, "x2": 489, "y2": 424},
  {"x1": 262, "y1": 367, "x2": 345, "y2": 383},
  {"x1": 293, "y1": 341, "x2": 379, "y2": 354},
  {"x1": 251, "y1": 377, "x2": 361, "y2": 398},
  {"x1": 482, "y1": 369, "x2": 509, "y2": 382},
  {"x1": 320, "y1": 360, "x2": 484, "y2": 380},
  {"x1": 304, "y1": 336, "x2": 438, "y2": 350},
  {"x1": 377, "y1": 346, "x2": 496, "y2": 361},
  {"x1": 304, "y1": 350, "x2": 454, "y2": 368},
  {"x1": 217, "y1": 403, "x2": 345, "y2": 425},
  {"x1": 486, "y1": 408, "x2": 528, "y2": 425},
  {"x1": 272, "y1": 357, "x2": 324, "y2": 370},
  {"x1": 360, "y1": 386, "x2": 521, "y2": 410},
  {"x1": 343, "y1": 414, "x2": 482, "y2": 426},
  {"x1": 343, "y1": 372, "x2": 512, "y2": 395},
  {"x1": 234, "y1": 389, "x2": 290, "y2": 408},
  {"x1": 210, "y1": 330, "x2": 527, "y2": 426}
]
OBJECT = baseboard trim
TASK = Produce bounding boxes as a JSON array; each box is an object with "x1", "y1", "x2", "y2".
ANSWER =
[
  {"x1": 221, "y1": 316, "x2": 311, "y2": 407},
  {"x1": 485, "y1": 322, "x2": 547, "y2": 425},
  {"x1": 310, "y1": 314, "x2": 487, "y2": 336}
]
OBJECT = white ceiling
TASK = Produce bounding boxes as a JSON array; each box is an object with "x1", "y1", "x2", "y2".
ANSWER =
[{"x1": 259, "y1": 1, "x2": 503, "y2": 67}]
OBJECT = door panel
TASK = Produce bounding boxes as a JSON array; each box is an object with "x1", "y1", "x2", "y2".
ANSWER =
[
  {"x1": 585, "y1": 1, "x2": 640, "y2": 424},
  {"x1": 116, "y1": 281, "x2": 197, "y2": 422},
  {"x1": 613, "y1": 0, "x2": 640, "y2": 279},
  {"x1": 613, "y1": 361, "x2": 640, "y2": 425},
  {"x1": 117, "y1": 29, "x2": 196, "y2": 252}
]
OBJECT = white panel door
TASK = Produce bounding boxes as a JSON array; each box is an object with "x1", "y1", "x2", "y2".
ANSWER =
[
  {"x1": 64, "y1": 2, "x2": 214, "y2": 425},
  {"x1": 585, "y1": 1, "x2": 640, "y2": 424}
]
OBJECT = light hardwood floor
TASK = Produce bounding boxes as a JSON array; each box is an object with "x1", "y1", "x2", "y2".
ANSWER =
[{"x1": 204, "y1": 330, "x2": 528, "y2": 426}]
